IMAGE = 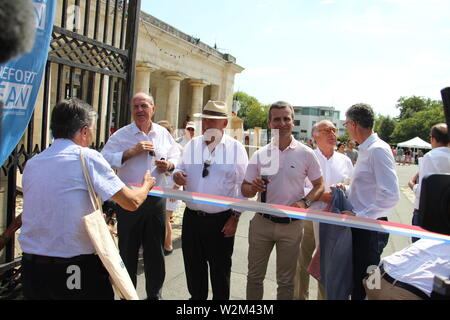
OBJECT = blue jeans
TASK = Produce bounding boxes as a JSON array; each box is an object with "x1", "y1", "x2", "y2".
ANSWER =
[{"x1": 351, "y1": 219, "x2": 390, "y2": 300}]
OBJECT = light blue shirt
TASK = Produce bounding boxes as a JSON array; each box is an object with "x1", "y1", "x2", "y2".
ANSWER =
[{"x1": 19, "y1": 139, "x2": 125, "y2": 258}]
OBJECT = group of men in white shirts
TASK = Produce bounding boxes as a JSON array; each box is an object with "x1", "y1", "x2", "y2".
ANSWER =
[{"x1": 19, "y1": 92, "x2": 449, "y2": 300}]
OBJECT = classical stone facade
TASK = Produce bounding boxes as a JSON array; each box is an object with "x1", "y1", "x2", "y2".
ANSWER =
[
  {"x1": 135, "y1": 13, "x2": 244, "y2": 131},
  {"x1": 28, "y1": 2, "x2": 244, "y2": 149}
]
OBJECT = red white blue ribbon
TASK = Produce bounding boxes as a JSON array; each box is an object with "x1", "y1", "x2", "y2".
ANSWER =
[{"x1": 136, "y1": 186, "x2": 450, "y2": 243}]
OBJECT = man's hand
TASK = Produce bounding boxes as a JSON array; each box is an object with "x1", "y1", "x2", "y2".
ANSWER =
[
  {"x1": 319, "y1": 191, "x2": 332, "y2": 204},
  {"x1": 341, "y1": 210, "x2": 356, "y2": 216},
  {"x1": 123, "y1": 141, "x2": 154, "y2": 163},
  {"x1": 173, "y1": 171, "x2": 188, "y2": 186},
  {"x1": 331, "y1": 183, "x2": 346, "y2": 192},
  {"x1": 250, "y1": 177, "x2": 268, "y2": 193},
  {"x1": 142, "y1": 170, "x2": 156, "y2": 191},
  {"x1": 155, "y1": 159, "x2": 173, "y2": 174},
  {"x1": 291, "y1": 201, "x2": 308, "y2": 209},
  {"x1": 222, "y1": 216, "x2": 238, "y2": 238}
]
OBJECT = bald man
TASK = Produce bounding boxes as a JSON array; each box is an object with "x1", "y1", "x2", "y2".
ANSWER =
[
  {"x1": 102, "y1": 93, "x2": 181, "y2": 300},
  {"x1": 294, "y1": 120, "x2": 354, "y2": 300}
]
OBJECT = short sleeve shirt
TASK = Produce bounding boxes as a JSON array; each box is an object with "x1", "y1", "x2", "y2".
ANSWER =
[
  {"x1": 19, "y1": 139, "x2": 125, "y2": 258},
  {"x1": 245, "y1": 137, "x2": 322, "y2": 206}
]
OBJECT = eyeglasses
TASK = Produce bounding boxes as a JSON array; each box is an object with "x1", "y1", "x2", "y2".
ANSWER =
[
  {"x1": 187, "y1": 128, "x2": 195, "y2": 132},
  {"x1": 133, "y1": 103, "x2": 152, "y2": 110},
  {"x1": 202, "y1": 160, "x2": 211, "y2": 178},
  {"x1": 342, "y1": 119, "x2": 355, "y2": 127},
  {"x1": 319, "y1": 128, "x2": 338, "y2": 134}
]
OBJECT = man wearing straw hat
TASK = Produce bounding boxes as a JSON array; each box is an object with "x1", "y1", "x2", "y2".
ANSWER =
[{"x1": 173, "y1": 100, "x2": 248, "y2": 300}]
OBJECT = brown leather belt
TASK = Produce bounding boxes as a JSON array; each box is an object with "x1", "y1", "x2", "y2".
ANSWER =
[
  {"x1": 257, "y1": 212, "x2": 299, "y2": 224},
  {"x1": 380, "y1": 265, "x2": 430, "y2": 300}
]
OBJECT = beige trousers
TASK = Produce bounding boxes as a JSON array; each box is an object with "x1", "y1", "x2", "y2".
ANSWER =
[
  {"x1": 246, "y1": 213, "x2": 303, "y2": 300},
  {"x1": 363, "y1": 274, "x2": 424, "y2": 300},
  {"x1": 293, "y1": 220, "x2": 326, "y2": 300}
]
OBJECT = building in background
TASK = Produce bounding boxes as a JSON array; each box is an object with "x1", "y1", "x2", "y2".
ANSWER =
[{"x1": 293, "y1": 106, "x2": 345, "y2": 140}]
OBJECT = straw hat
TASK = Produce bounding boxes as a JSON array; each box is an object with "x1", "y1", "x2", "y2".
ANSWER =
[{"x1": 193, "y1": 101, "x2": 230, "y2": 119}]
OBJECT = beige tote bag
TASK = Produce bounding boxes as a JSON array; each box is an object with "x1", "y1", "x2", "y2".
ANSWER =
[{"x1": 80, "y1": 149, "x2": 139, "y2": 300}]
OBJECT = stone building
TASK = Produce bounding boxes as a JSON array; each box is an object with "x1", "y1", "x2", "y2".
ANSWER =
[
  {"x1": 27, "y1": 2, "x2": 244, "y2": 150},
  {"x1": 136, "y1": 13, "x2": 244, "y2": 132}
]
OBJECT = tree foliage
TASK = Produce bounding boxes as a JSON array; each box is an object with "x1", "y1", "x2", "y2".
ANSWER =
[
  {"x1": 234, "y1": 91, "x2": 268, "y2": 130},
  {"x1": 374, "y1": 115, "x2": 396, "y2": 144},
  {"x1": 396, "y1": 96, "x2": 442, "y2": 122},
  {"x1": 391, "y1": 100, "x2": 444, "y2": 143}
]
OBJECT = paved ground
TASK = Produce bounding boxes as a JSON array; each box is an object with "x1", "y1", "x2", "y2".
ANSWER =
[{"x1": 134, "y1": 164, "x2": 419, "y2": 300}]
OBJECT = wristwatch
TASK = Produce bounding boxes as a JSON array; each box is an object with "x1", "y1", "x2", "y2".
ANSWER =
[{"x1": 301, "y1": 198, "x2": 312, "y2": 208}]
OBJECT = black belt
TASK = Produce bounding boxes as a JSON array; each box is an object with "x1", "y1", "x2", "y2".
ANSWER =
[
  {"x1": 380, "y1": 265, "x2": 430, "y2": 300},
  {"x1": 187, "y1": 208, "x2": 231, "y2": 217},
  {"x1": 257, "y1": 212, "x2": 299, "y2": 224},
  {"x1": 22, "y1": 253, "x2": 95, "y2": 265}
]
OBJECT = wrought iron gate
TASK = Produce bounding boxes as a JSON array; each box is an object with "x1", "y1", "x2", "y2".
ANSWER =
[{"x1": 0, "y1": 0, "x2": 141, "y2": 264}]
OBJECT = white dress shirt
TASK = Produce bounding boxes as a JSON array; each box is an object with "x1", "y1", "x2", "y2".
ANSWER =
[
  {"x1": 175, "y1": 134, "x2": 248, "y2": 213},
  {"x1": 19, "y1": 139, "x2": 125, "y2": 258},
  {"x1": 245, "y1": 137, "x2": 322, "y2": 207},
  {"x1": 306, "y1": 148, "x2": 354, "y2": 210},
  {"x1": 415, "y1": 147, "x2": 450, "y2": 209},
  {"x1": 348, "y1": 133, "x2": 400, "y2": 219},
  {"x1": 382, "y1": 239, "x2": 450, "y2": 296},
  {"x1": 305, "y1": 148, "x2": 354, "y2": 244},
  {"x1": 101, "y1": 122, "x2": 181, "y2": 186}
]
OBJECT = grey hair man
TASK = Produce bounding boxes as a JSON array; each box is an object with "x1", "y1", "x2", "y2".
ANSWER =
[
  {"x1": 343, "y1": 103, "x2": 400, "y2": 300},
  {"x1": 294, "y1": 120, "x2": 354, "y2": 300},
  {"x1": 19, "y1": 98, "x2": 155, "y2": 300}
]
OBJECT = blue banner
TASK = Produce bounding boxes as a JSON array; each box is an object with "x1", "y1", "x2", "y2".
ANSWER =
[{"x1": 0, "y1": 0, "x2": 56, "y2": 166}]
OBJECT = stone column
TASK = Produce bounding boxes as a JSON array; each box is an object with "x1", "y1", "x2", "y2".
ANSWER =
[
  {"x1": 189, "y1": 79, "x2": 208, "y2": 116},
  {"x1": 210, "y1": 84, "x2": 220, "y2": 101},
  {"x1": 165, "y1": 73, "x2": 184, "y2": 129},
  {"x1": 135, "y1": 62, "x2": 157, "y2": 95}
]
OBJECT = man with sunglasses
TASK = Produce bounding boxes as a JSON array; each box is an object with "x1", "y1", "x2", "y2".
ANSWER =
[{"x1": 173, "y1": 101, "x2": 248, "y2": 300}]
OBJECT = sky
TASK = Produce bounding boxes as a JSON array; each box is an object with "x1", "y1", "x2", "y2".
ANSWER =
[{"x1": 141, "y1": 0, "x2": 450, "y2": 119}]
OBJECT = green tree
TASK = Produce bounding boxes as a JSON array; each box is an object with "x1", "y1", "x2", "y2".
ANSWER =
[
  {"x1": 391, "y1": 103, "x2": 445, "y2": 143},
  {"x1": 338, "y1": 132, "x2": 350, "y2": 142},
  {"x1": 374, "y1": 115, "x2": 396, "y2": 144},
  {"x1": 233, "y1": 91, "x2": 268, "y2": 130},
  {"x1": 396, "y1": 96, "x2": 442, "y2": 122}
]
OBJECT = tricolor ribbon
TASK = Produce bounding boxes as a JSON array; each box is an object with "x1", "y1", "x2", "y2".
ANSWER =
[{"x1": 131, "y1": 185, "x2": 450, "y2": 243}]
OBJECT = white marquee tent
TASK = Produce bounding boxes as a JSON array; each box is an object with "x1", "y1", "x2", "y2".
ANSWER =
[{"x1": 397, "y1": 137, "x2": 431, "y2": 149}]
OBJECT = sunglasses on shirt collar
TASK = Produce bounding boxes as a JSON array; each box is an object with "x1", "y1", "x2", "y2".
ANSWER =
[{"x1": 202, "y1": 160, "x2": 211, "y2": 178}]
